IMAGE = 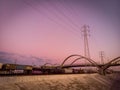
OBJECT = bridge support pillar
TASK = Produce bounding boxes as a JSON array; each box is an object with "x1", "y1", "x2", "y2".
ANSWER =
[{"x1": 98, "y1": 68, "x2": 106, "y2": 75}]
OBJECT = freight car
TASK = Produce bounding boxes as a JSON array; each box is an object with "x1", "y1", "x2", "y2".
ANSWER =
[
  {"x1": 1, "y1": 63, "x2": 16, "y2": 75},
  {"x1": 0, "y1": 63, "x2": 7, "y2": 75},
  {"x1": 32, "y1": 66, "x2": 42, "y2": 75},
  {"x1": 13, "y1": 64, "x2": 33, "y2": 75},
  {"x1": 40, "y1": 66, "x2": 54, "y2": 74},
  {"x1": 24, "y1": 65, "x2": 33, "y2": 75},
  {"x1": 0, "y1": 63, "x2": 33, "y2": 75},
  {"x1": 13, "y1": 64, "x2": 32, "y2": 75},
  {"x1": 0, "y1": 63, "x2": 3, "y2": 70},
  {"x1": 2, "y1": 63, "x2": 16, "y2": 70},
  {"x1": 13, "y1": 70, "x2": 24, "y2": 74},
  {"x1": 72, "y1": 68, "x2": 84, "y2": 74},
  {"x1": 63, "y1": 68, "x2": 73, "y2": 74},
  {"x1": 40, "y1": 66, "x2": 64, "y2": 74}
]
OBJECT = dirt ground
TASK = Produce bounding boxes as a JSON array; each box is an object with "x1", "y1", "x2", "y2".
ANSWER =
[{"x1": 0, "y1": 73, "x2": 120, "y2": 90}]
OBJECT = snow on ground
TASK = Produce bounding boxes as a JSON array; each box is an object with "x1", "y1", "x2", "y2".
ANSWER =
[{"x1": 0, "y1": 73, "x2": 120, "y2": 90}]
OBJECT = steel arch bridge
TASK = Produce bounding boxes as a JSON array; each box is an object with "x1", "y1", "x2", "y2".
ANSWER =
[
  {"x1": 60, "y1": 54, "x2": 99, "y2": 68},
  {"x1": 60, "y1": 54, "x2": 120, "y2": 75},
  {"x1": 98, "y1": 56, "x2": 120, "y2": 75}
]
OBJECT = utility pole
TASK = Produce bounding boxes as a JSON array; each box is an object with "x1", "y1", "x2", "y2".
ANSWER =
[
  {"x1": 82, "y1": 25, "x2": 90, "y2": 59},
  {"x1": 14, "y1": 59, "x2": 17, "y2": 75},
  {"x1": 99, "y1": 51, "x2": 104, "y2": 64},
  {"x1": 14, "y1": 59, "x2": 17, "y2": 64},
  {"x1": 32, "y1": 62, "x2": 35, "y2": 66}
]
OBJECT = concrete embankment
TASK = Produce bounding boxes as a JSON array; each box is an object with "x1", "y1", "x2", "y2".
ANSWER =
[{"x1": 0, "y1": 73, "x2": 120, "y2": 90}]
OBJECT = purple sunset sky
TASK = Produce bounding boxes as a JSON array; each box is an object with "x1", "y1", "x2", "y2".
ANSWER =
[{"x1": 0, "y1": 0, "x2": 120, "y2": 64}]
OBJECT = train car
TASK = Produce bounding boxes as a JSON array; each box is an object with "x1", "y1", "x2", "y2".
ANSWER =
[
  {"x1": 24, "y1": 65, "x2": 33, "y2": 75},
  {"x1": 16, "y1": 65, "x2": 26, "y2": 70},
  {"x1": 16, "y1": 64, "x2": 32, "y2": 70},
  {"x1": 32, "y1": 70, "x2": 42, "y2": 75},
  {"x1": 0, "y1": 63, "x2": 3, "y2": 70},
  {"x1": 64, "y1": 68, "x2": 73, "y2": 74},
  {"x1": 14, "y1": 65, "x2": 26, "y2": 75},
  {"x1": 25, "y1": 65, "x2": 32, "y2": 70},
  {"x1": 1, "y1": 64, "x2": 33, "y2": 75},
  {"x1": 32, "y1": 66, "x2": 41, "y2": 74},
  {"x1": 15, "y1": 64, "x2": 33, "y2": 75},
  {"x1": 1, "y1": 63, "x2": 16, "y2": 75},
  {"x1": 13, "y1": 70, "x2": 24, "y2": 74},
  {"x1": 52, "y1": 68, "x2": 65, "y2": 74},
  {"x1": 2, "y1": 64, "x2": 16, "y2": 70},
  {"x1": 0, "y1": 71, "x2": 10, "y2": 75},
  {"x1": 73, "y1": 69, "x2": 80, "y2": 74},
  {"x1": 40, "y1": 66, "x2": 55, "y2": 74},
  {"x1": 73, "y1": 68, "x2": 85, "y2": 74}
]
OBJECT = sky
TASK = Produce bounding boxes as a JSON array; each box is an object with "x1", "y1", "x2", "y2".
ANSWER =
[{"x1": 0, "y1": 0, "x2": 120, "y2": 65}]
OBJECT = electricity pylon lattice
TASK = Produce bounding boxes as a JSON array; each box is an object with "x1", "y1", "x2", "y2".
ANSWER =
[{"x1": 82, "y1": 25, "x2": 90, "y2": 59}]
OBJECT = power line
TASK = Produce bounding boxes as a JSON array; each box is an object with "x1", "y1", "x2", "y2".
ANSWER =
[
  {"x1": 22, "y1": 0, "x2": 81, "y2": 38},
  {"x1": 22, "y1": 0, "x2": 68, "y2": 30},
  {"x1": 59, "y1": 0, "x2": 85, "y2": 40},
  {"x1": 58, "y1": 0, "x2": 81, "y2": 29},
  {"x1": 37, "y1": 0, "x2": 79, "y2": 34},
  {"x1": 41, "y1": 0, "x2": 80, "y2": 36},
  {"x1": 50, "y1": 1, "x2": 80, "y2": 31}
]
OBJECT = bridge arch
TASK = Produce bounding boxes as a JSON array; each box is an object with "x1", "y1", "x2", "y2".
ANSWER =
[
  {"x1": 107, "y1": 56, "x2": 120, "y2": 64},
  {"x1": 61, "y1": 54, "x2": 99, "y2": 68},
  {"x1": 102, "y1": 56, "x2": 120, "y2": 70},
  {"x1": 70, "y1": 57, "x2": 83, "y2": 65},
  {"x1": 43, "y1": 63, "x2": 53, "y2": 66}
]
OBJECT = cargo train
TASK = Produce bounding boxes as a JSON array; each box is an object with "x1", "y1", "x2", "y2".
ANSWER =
[
  {"x1": 0, "y1": 62, "x2": 89, "y2": 75},
  {"x1": 0, "y1": 63, "x2": 65, "y2": 75},
  {"x1": 0, "y1": 63, "x2": 34, "y2": 75}
]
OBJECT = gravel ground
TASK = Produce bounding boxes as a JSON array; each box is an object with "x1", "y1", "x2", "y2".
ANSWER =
[{"x1": 0, "y1": 73, "x2": 120, "y2": 90}]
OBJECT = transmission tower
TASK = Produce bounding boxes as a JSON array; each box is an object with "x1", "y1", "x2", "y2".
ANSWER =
[
  {"x1": 82, "y1": 25, "x2": 90, "y2": 58},
  {"x1": 99, "y1": 51, "x2": 104, "y2": 64}
]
